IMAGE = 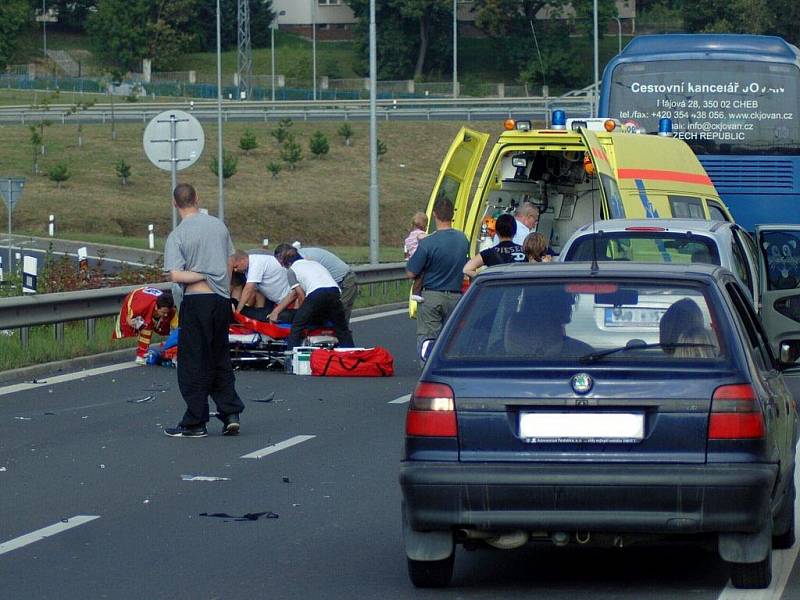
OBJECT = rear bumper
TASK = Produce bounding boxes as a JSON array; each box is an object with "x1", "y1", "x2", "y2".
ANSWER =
[{"x1": 400, "y1": 462, "x2": 777, "y2": 534}]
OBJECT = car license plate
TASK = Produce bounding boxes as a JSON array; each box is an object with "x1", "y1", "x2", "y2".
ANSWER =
[
  {"x1": 519, "y1": 412, "x2": 644, "y2": 444},
  {"x1": 603, "y1": 307, "x2": 664, "y2": 328}
]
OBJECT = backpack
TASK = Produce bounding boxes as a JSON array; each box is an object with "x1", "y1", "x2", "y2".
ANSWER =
[{"x1": 310, "y1": 347, "x2": 394, "y2": 377}]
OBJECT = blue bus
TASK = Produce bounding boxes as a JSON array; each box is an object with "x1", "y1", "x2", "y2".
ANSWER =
[{"x1": 598, "y1": 34, "x2": 800, "y2": 230}]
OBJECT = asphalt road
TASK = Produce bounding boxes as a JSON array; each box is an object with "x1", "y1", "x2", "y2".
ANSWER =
[{"x1": 1, "y1": 310, "x2": 800, "y2": 599}]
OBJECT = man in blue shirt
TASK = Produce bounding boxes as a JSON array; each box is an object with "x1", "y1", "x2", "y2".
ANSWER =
[{"x1": 406, "y1": 196, "x2": 469, "y2": 353}]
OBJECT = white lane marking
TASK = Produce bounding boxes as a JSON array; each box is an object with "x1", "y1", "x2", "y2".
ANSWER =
[
  {"x1": 389, "y1": 394, "x2": 411, "y2": 404},
  {"x1": 350, "y1": 308, "x2": 408, "y2": 323},
  {"x1": 241, "y1": 435, "x2": 316, "y2": 459},
  {"x1": 0, "y1": 515, "x2": 100, "y2": 556},
  {"x1": 0, "y1": 363, "x2": 139, "y2": 397},
  {"x1": 717, "y1": 443, "x2": 800, "y2": 600}
]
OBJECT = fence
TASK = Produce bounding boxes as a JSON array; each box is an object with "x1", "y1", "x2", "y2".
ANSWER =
[{"x1": 0, "y1": 68, "x2": 585, "y2": 102}]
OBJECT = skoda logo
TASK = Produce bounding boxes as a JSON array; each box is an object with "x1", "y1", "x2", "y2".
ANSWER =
[{"x1": 571, "y1": 373, "x2": 593, "y2": 394}]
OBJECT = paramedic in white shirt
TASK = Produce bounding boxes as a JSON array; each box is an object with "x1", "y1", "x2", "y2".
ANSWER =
[
  {"x1": 270, "y1": 247, "x2": 355, "y2": 351},
  {"x1": 493, "y1": 201, "x2": 539, "y2": 246}
]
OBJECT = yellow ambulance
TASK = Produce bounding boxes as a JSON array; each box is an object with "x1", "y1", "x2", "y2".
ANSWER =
[
  {"x1": 424, "y1": 114, "x2": 732, "y2": 257},
  {"x1": 409, "y1": 113, "x2": 733, "y2": 316}
]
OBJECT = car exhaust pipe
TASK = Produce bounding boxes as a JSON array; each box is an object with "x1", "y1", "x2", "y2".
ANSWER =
[{"x1": 485, "y1": 530, "x2": 529, "y2": 550}]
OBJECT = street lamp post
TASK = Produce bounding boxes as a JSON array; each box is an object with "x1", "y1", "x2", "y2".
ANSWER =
[
  {"x1": 271, "y1": 10, "x2": 286, "y2": 102},
  {"x1": 312, "y1": 0, "x2": 317, "y2": 101},
  {"x1": 216, "y1": 0, "x2": 225, "y2": 221},
  {"x1": 592, "y1": 0, "x2": 599, "y2": 117},
  {"x1": 452, "y1": 0, "x2": 458, "y2": 98},
  {"x1": 613, "y1": 17, "x2": 622, "y2": 54},
  {"x1": 368, "y1": 0, "x2": 379, "y2": 264}
]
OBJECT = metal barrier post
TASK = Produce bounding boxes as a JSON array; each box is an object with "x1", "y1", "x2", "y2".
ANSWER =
[{"x1": 86, "y1": 318, "x2": 96, "y2": 340}]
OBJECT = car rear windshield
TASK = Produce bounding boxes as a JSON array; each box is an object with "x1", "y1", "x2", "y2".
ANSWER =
[
  {"x1": 443, "y1": 280, "x2": 726, "y2": 363},
  {"x1": 564, "y1": 232, "x2": 721, "y2": 266}
]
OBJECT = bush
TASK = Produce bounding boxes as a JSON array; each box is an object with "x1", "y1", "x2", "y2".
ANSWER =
[
  {"x1": 337, "y1": 123, "x2": 353, "y2": 146},
  {"x1": 239, "y1": 129, "x2": 259, "y2": 154},
  {"x1": 309, "y1": 131, "x2": 330, "y2": 159},
  {"x1": 209, "y1": 151, "x2": 239, "y2": 179},
  {"x1": 271, "y1": 124, "x2": 289, "y2": 145},
  {"x1": 377, "y1": 138, "x2": 387, "y2": 161},
  {"x1": 267, "y1": 161, "x2": 282, "y2": 179},
  {"x1": 281, "y1": 135, "x2": 304, "y2": 171},
  {"x1": 48, "y1": 162, "x2": 71, "y2": 188},
  {"x1": 115, "y1": 159, "x2": 131, "y2": 185}
]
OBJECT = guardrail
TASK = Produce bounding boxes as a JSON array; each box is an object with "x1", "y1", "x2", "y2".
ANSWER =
[
  {"x1": 0, "y1": 262, "x2": 408, "y2": 338},
  {"x1": 0, "y1": 96, "x2": 594, "y2": 125}
]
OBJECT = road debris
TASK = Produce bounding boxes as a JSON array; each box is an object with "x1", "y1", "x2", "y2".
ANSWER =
[
  {"x1": 200, "y1": 511, "x2": 278, "y2": 521},
  {"x1": 181, "y1": 474, "x2": 231, "y2": 482}
]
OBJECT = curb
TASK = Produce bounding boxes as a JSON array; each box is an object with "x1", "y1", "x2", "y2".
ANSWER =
[{"x1": 0, "y1": 302, "x2": 409, "y2": 385}]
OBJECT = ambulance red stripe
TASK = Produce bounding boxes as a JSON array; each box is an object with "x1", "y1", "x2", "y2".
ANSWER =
[{"x1": 617, "y1": 168, "x2": 713, "y2": 186}]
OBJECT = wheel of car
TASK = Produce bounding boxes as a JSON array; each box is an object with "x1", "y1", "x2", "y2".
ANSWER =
[
  {"x1": 773, "y1": 477, "x2": 796, "y2": 550},
  {"x1": 407, "y1": 553, "x2": 455, "y2": 588},
  {"x1": 729, "y1": 546, "x2": 773, "y2": 589}
]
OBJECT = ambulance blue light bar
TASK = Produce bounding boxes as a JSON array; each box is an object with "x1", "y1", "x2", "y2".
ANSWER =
[
  {"x1": 551, "y1": 110, "x2": 567, "y2": 130},
  {"x1": 658, "y1": 118, "x2": 674, "y2": 137}
]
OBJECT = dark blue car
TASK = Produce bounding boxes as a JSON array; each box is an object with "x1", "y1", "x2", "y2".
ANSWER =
[{"x1": 400, "y1": 262, "x2": 799, "y2": 589}]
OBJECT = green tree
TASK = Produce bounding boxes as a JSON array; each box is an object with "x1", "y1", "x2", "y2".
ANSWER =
[
  {"x1": 239, "y1": 129, "x2": 259, "y2": 155},
  {"x1": 190, "y1": 1, "x2": 274, "y2": 51},
  {"x1": 115, "y1": 159, "x2": 132, "y2": 185},
  {"x1": 272, "y1": 119, "x2": 293, "y2": 144},
  {"x1": 0, "y1": 0, "x2": 27, "y2": 70},
  {"x1": 67, "y1": 99, "x2": 96, "y2": 148},
  {"x1": 346, "y1": 0, "x2": 452, "y2": 79},
  {"x1": 48, "y1": 163, "x2": 71, "y2": 189},
  {"x1": 377, "y1": 138, "x2": 387, "y2": 161},
  {"x1": 29, "y1": 126, "x2": 42, "y2": 175},
  {"x1": 87, "y1": 0, "x2": 199, "y2": 71},
  {"x1": 469, "y1": 0, "x2": 615, "y2": 90},
  {"x1": 209, "y1": 151, "x2": 238, "y2": 180},
  {"x1": 683, "y1": 0, "x2": 774, "y2": 34},
  {"x1": 309, "y1": 131, "x2": 330, "y2": 159},
  {"x1": 338, "y1": 123, "x2": 354, "y2": 146},
  {"x1": 281, "y1": 135, "x2": 304, "y2": 170},
  {"x1": 267, "y1": 161, "x2": 283, "y2": 179}
]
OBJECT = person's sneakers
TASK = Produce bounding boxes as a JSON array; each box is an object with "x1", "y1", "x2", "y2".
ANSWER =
[
  {"x1": 134, "y1": 356, "x2": 147, "y2": 366},
  {"x1": 221, "y1": 413, "x2": 240, "y2": 436},
  {"x1": 164, "y1": 424, "x2": 208, "y2": 438}
]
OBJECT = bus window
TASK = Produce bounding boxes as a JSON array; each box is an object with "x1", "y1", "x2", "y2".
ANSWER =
[
  {"x1": 668, "y1": 195, "x2": 704, "y2": 219},
  {"x1": 707, "y1": 200, "x2": 728, "y2": 222}
]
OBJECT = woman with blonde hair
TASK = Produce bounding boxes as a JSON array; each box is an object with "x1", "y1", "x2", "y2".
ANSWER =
[
  {"x1": 674, "y1": 326, "x2": 719, "y2": 359},
  {"x1": 523, "y1": 232, "x2": 551, "y2": 263}
]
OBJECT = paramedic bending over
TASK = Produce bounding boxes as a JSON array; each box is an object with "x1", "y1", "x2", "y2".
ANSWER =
[{"x1": 272, "y1": 247, "x2": 355, "y2": 352}]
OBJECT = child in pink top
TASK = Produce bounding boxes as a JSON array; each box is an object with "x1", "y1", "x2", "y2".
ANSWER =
[{"x1": 405, "y1": 211, "x2": 428, "y2": 302}]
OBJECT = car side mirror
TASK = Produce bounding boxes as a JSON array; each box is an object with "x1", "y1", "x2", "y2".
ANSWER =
[
  {"x1": 779, "y1": 340, "x2": 800, "y2": 367},
  {"x1": 419, "y1": 338, "x2": 436, "y2": 363}
]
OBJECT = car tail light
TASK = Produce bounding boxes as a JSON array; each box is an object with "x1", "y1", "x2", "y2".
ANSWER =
[
  {"x1": 406, "y1": 382, "x2": 457, "y2": 437},
  {"x1": 708, "y1": 384, "x2": 765, "y2": 440}
]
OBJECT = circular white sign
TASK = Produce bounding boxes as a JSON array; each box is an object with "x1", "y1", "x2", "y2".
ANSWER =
[{"x1": 143, "y1": 110, "x2": 205, "y2": 172}]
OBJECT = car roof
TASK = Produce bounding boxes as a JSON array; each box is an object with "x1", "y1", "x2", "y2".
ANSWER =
[
  {"x1": 572, "y1": 218, "x2": 732, "y2": 236},
  {"x1": 477, "y1": 260, "x2": 729, "y2": 283}
]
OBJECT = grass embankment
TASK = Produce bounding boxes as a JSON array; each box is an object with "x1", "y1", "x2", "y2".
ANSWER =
[{"x1": 3, "y1": 119, "x2": 503, "y2": 256}]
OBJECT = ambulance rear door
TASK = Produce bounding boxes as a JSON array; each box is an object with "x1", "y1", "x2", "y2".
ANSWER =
[
  {"x1": 577, "y1": 128, "x2": 624, "y2": 219},
  {"x1": 425, "y1": 127, "x2": 490, "y2": 232},
  {"x1": 607, "y1": 133, "x2": 728, "y2": 220}
]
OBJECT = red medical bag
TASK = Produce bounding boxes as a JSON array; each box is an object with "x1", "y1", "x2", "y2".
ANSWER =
[{"x1": 310, "y1": 347, "x2": 394, "y2": 377}]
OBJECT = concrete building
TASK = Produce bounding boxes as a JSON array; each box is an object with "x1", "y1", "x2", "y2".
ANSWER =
[{"x1": 272, "y1": 0, "x2": 636, "y2": 41}]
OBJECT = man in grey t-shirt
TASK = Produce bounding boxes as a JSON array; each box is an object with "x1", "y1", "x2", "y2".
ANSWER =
[
  {"x1": 274, "y1": 244, "x2": 358, "y2": 324},
  {"x1": 162, "y1": 183, "x2": 243, "y2": 438}
]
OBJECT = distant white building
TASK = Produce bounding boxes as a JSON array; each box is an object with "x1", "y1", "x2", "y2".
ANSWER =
[{"x1": 271, "y1": 0, "x2": 636, "y2": 40}]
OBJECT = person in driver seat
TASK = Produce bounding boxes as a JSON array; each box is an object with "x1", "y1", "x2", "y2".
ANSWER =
[{"x1": 503, "y1": 288, "x2": 593, "y2": 357}]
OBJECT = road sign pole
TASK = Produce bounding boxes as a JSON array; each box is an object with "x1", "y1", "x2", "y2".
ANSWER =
[
  {"x1": 170, "y1": 114, "x2": 178, "y2": 230},
  {"x1": 7, "y1": 180, "x2": 11, "y2": 274}
]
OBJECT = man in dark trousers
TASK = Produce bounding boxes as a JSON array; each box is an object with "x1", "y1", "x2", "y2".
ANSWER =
[
  {"x1": 163, "y1": 183, "x2": 244, "y2": 438},
  {"x1": 406, "y1": 196, "x2": 469, "y2": 353},
  {"x1": 271, "y1": 247, "x2": 355, "y2": 353}
]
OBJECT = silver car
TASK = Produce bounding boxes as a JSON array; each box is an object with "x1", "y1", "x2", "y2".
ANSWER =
[{"x1": 558, "y1": 219, "x2": 800, "y2": 362}]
